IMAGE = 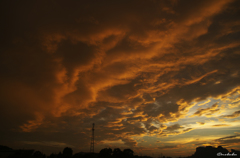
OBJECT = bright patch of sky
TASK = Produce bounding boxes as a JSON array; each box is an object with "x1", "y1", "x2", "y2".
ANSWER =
[{"x1": 132, "y1": 91, "x2": 240, "y2": 150}]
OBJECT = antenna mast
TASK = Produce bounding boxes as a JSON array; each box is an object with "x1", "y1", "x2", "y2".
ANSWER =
[{"x1": 90, "y1": 123, "x2": 95, "y2": 153}]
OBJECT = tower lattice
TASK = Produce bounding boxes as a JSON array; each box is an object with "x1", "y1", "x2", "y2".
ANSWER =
[{"x1": 90, "y1": 123, "x2": 95, "y2": 153}]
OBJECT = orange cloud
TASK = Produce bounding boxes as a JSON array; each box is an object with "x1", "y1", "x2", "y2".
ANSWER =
[
  {"x1": 191, "y1": 103, "x2": 219, "y2": 117},
  {"x1": 212, "y1": 124, "x2": 230, "y2": 127},
  {"x1": 196, "y1": 122, "x2": 205, "y2": 125},
  {"x1": 1, "y1": 0, "x2": 240, "y2": 155},
  {"x1": 221, "y1": 110, "x2": 240, "y2": 118}
]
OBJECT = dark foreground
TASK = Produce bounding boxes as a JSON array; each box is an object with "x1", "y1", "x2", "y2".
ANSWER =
[{"x1": 0, "y1": 145, "x2": 239, "y2": 158}]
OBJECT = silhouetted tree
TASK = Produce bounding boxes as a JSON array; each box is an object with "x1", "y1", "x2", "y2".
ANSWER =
[
  {"x1": 57, "y1": 152, "x2": 63, "y2": 158},
  {"x1": 99, "y1": 148, "x2": 112, "y2": 158},
  {"x1": 113, "y1": 148, "x2": 122, "y2": 157},
  {"x1": 33, "y1": 151, "x2": 45, "y2": 158},
  {"x1": 72, "y1": 152, "x2": 83, "y2": 158},
  {"x1": 63, "y1": 147, "x2": 73, "y2": 158},
  {"x1": 8, "y1": 149, "x2": 34, "y2": 158},
  {"x1": 0, "y1": 145, "x2": 13, "y2": 151},
  {"x1": 49, "y1": 153, "x2": 57, "y2": 158},
  {"x1": 123, "y1": 149, "x2": 134, "y2": 157}
]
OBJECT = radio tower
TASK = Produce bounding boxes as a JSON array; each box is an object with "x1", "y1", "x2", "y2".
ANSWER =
[{"x1": 90, "y1": 123, "x2": 95, "y2": 153}]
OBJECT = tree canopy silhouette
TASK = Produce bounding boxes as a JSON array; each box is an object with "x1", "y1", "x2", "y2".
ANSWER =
[
  {"x1": 99, "y1": 148, "x2": 112, "y2": 158},
  {"x1": 123, "y1": 149, "x2": 134, "y2": 157},
  {"x1": 113, "y1": 148, "x2": 122, "y2": 158},
  {"x1": 63, "y1": 147, "x2": 73, "y2": 158},
  {"x1": 33, "y1": 151, "x2": 45, "y2": 158}
]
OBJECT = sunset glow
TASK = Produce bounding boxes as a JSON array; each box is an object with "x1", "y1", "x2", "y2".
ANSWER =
[{"x1": 1, "y1": 0, "x2": 240, "y2": 157}]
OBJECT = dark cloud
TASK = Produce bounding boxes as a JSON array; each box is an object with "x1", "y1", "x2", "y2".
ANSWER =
[
  {"x1": 191, "y1": 103, "x2": 219, "y2": 117},
  {"x1": 158, "y1": 145, "x2": 180, "y2": 150},
  {"x1": 221, "y1": 110, "x2": 240, "y2": 118},
  {"x1": 1, "y1": 0, "x2": 240, "y2": 155},
  {"x1": 214, "y1": 134, "x2": 240, "y2": 146},
  {"x1": 121, "y1": 137, "x2": 138, "y2": 147},
  {"x1": 166, "y1": 124, "x2": 183, "y2": 131},
  {"x1": 196, "y1": 122, "x2": 205, "y2": 125},
  {"x1": 212, "y1": 124, "x2": 229, "y2": 127},
  {"x1": 159, "y1": 123, "x2": 194, "y2": 137},
  {"x1": 219, "y1": 138, "x2": 240, "y2": 144},
  {"x1": 215, "y1": 135, "x2": 238, "y2": 141}
]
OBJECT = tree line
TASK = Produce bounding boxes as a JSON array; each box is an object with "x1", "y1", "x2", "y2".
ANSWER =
[{"x1": 1, "y1": 145, "x2": 154, "y2": 158}]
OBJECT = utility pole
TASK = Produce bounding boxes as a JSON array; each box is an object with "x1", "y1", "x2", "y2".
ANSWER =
[{"x1": 90, "y1": 123, "x2": 95, "y2": 153}]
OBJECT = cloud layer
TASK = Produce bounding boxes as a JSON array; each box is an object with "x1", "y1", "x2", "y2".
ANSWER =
[{"x1": 1, "y1": 0, "x2": 240, "y2": 156}]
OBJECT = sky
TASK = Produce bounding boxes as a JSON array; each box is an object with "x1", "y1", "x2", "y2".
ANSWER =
[{"x1": 1, "y1": 0, "x2": 240, "y2": 157}]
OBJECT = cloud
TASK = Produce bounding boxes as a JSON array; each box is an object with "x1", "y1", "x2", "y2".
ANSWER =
[
  {"x1": 166, "y1": 124, "x2": 183, "y2": 131},
  {"x1": 212, "y1": 124, "x2": 230, "y2": 127},
  {"x1": 196, "y1": 122, "x2": 205, "y2": 125},
  {"x1": 220, "y1": 138, "x2": 240, "y2": 144},
  {"x1": 227, "y1": 96, "x2": 240, "y2": 108},
  {"x1": 158, "y1": 145, "x2": 183, "y2": 150},
  {"x1": 214, "y1": 134, "x2": 240, "y2": 146},
  {"x1": 20, "y1": 113, "x2": 44, "y2": 132},
  {"x1": 121, "y1": 137, "x2": 138, "y2": 147},
  {"x1": 221, "y1": 110, "x2": 240, "y2": 118},
  {"x1": 198, "y1": 99, "x2": 211, "y2": 106},
  {"x1": 1, "y1": 0, "x2": 240, "y2": 154},
  {"x1": 22, "y1": 141, "x2": 74, "y2": 148},
  {"x1": 215, "y1": 135, "x2": 238, "y2": 141},
  {"x1": 159, "y1": 123, "x2": 194, "y2": 137},
  {"x1": 191, "y1": 103, "x2": 220, "y2": 117}
]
